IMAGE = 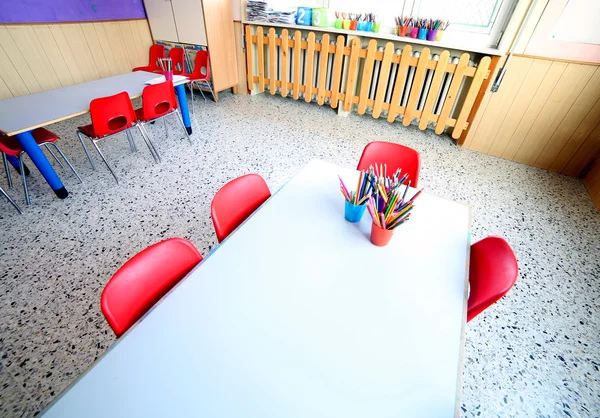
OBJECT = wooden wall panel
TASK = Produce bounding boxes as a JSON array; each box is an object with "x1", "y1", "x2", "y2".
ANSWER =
[
  {"x1": 583, "y1": 158, "x2": 600, "y2": 211},
  {"x1": 464, "y1": 55, "x2": 600, "y2": 178},
  {"x1": 0, "y1": 19, "x2": 153, "y2": 99}
]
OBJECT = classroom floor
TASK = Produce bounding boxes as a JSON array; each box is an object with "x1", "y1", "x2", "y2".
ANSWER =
[{"x1": 0, "y1": 91, "x2": 599, "y2": 417}]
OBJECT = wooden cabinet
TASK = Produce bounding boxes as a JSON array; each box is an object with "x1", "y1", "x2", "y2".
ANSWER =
[{"x1": 143, "y1": 0, "x2": 238, "y2": 96}]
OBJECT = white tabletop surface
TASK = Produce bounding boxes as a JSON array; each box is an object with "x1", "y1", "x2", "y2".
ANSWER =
[
  {"x1": 42, "y1": 160, "x2": 471, "y2": 418},
  {"x1": 0, "y1": 72, "x2": 187, "y2": 136}
]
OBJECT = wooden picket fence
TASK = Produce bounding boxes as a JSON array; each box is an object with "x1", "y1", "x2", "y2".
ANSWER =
[{"x1": 245, "y1": 26, "x2": 491, "y2": 139}]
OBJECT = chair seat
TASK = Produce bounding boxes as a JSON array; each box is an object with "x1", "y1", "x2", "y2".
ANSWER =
[
  {"x1": 77, "y1": 124, "x2": 97, "y2": 139},
  {"x1": 135, "y1": 107, "x2": 175, "y2": 123},
  {"x1": 0, "y1": 128, "x2": 60, "y2": 157},
  {"x1": 187, "y1": 74, "x2": 209, "y2": 82}
]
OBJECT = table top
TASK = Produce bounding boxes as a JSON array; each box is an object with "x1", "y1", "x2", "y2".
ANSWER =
[
  {"x1": 0, "y1": 72, "x2": 188, "y2": 136},
  {"x1": 42, "y1": 160, "x2": 471, "y2": 418}
]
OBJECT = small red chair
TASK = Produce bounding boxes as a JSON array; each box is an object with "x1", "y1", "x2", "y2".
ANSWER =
[
  {"x1": 76, "y1": 91, "x2": 161, "y2": 184},
  {"x1": 169, "y1": 47, "x2": 186, "y2": 76},
  {"x1": 468, "y1": 236, "x2": 518, "y2": 322},
  {"x1": 135, "y1": 81, "x2": 191, "y2": 145},
  {"x1": 101, "y1": 238, "x2": 203, "y2": 337},
  {"x1": 185, "y1": 50, "x2": 215, "y2": 111},
  {"x1": 132, "y1": 44, "x2": 165, "y2": 73},
  {"x1": 1, "y1": 128, "x2": 82, "y2": 205},
  {"x1": 211, "y1": 174, "x2": 271, "y2": 243},
  {"x1": 357, "y1": 141, "x2": 421, "y2": 187}
]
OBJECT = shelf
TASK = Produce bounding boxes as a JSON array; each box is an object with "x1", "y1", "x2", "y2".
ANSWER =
[{"x1": 242, "y1": 20, "x2": 504, "y2": 57}]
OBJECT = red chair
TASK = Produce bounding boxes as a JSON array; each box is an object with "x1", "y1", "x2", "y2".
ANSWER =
[
  {"x1": 468, "y1": 236, "x2": 518, "y2": 322},
  {"x1": 211, "y1": 174, "x2": 271, "y2": 243},
  {"x1": 185, "y1": 50, "x2": 215, "y2": 111},
  {"x1": 169, "y1": 47, "x2": 186, "y2": 76},
  {"x1": 101, "y1": 238, "x2": 203, "y2": 337},
  {"x1": 132, "y1": 44, "x2": 165, "y2": 73},
  {"x1": 1, "y1": 128, "x2": 82, "y2": 205},
  {"x1": 356, "y1": 141, "x2": 421, "y2": 187},
  {"x1": 76, "y1": 91, "x2": 160, "y2": 184},
  {"x1": 135, "y1": 81, "x2": 191, "y2": 145}
]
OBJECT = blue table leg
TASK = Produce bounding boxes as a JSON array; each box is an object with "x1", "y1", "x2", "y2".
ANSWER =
[
  {"x1": 174, "y1": 84, "x2": 192, "y2": 135},
  {"x1": 15, "y1": 131, "x2": 68, "y2": 199}
]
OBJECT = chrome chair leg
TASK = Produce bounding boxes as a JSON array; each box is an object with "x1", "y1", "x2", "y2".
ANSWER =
[
  {"x1": 126, "y1": 129, "x2": 137, "y2": 153},
  {"x1": 207, "y1": 82, "x2": 216, "y2": 101},
  {"x1": 77, "y1": 131, "x2": 96, "y2": 170},
  {"x1": 162, "y1": 117, "x2": 168, "y2": 138},
  {"x1": 175, "y1": 110, "x2": 193, "y2": 145},
  {"x1": 189, "y1": 83, "x2": 195, "y2": 114},
  {"x1": 196, "y1": 81, "x2": 207, "y2": 101},
  {"x1": 42, "y1": 143, "x2": 65, "y2": 170},
  {"x1": 90, "y1": 140, "x2": 119, "y2": 184},
  {"x1": 136, "y1": 125, "x2": 161, "y2": 163},
  {"x1": 0, "y1": 185, "x2": 22, "y2": 214},
  {"x1": 18, "y1": 154, "x2": 30, "y2": 206},
  {"x1": 50, "y1": 143, "x2": 83, "y2": 183},
  {"x1": 2, "y1": 152, "x2": 13, "y2": 189}
]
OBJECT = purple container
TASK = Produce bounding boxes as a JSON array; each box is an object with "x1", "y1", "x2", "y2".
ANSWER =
[{"x1": 427, "y1": 29, "x2": 438, "y2": 41}]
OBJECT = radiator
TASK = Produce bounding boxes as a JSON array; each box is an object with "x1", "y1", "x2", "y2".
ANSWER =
[{"x1": 245, "y1": 26, "x2": 491, "y2": 139}]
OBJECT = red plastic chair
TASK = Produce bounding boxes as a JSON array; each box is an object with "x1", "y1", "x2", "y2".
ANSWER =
[
  {"x1": 169, "y1": 47, "x2": 186, "y2": 76},
  {"x1": 132, "y1": 44, "x2": 165, "y2": 73},
  {"x1": 101, "y1": 238, "x2": 203, "y2": 337},
  {"x1": 467, "y1": 236, "x2": 518, "y2": 322},
  {"x1": 185, "y1": 50, "x2": 215, "y2": 111},
  {"x1": 76, "y1": 91, "x2": 160, "y2": 183},
  {"x1": 135, "y1": 81, "x2": 191, "y2": 145},
  {"x1": 1, "y1": 128, "x2": 81, "y2": 205},
  {"x1": 356, "y1": 141, "x2": 421, "y2": 187},
  {"x1": 211, "y1": 174, "x2": 271, "y2": 243}
]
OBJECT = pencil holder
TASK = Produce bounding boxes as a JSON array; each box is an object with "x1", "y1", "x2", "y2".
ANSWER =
[
  {"x1": 312, "y1": 7, "x2": 328, "y2": 27},
  {"x1": 335, "y1": 18, "x2": 343, "y2": 29},
  {"x1": 418, "y1": 28, "x2": 428, "y2": 40},
  {"x1": 350, "y1": 20, "x2": 358, "y2": 30},
  {"x1": 342, "y1": 19, "x2": 351, "y2": 30},
  {"x1": 296, "y1": 7, "x2": 312, "y2": 26},
  {"x1": 370, "y1": 222, "x2": 394, "y2": 247},
  {"x1": 164, "y1": 70, "x2": 173, "y2": 81},
  {"x1": 372, "y1": 22, "x2": 380, "y2": 33},
  {"x1": 436, "y1": 30, "x2": 444, "y2": 41},
  {"x1": 427, "y1": 29, "x2": 438, "y2": 41},
  {"x1": 398, "y1": 26, "x2": 408, "y2": 36},
  {"x1": 409, "y1": 27, "x2": 419, "y2": 38},
  {"x1": 344, "y1": 200, "x2": 366, "y2": 223}
]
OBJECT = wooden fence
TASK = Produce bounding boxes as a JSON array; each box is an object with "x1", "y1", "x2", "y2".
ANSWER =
[{"x1": 245, "y1": 26, "x2": 491, "y2": 139}]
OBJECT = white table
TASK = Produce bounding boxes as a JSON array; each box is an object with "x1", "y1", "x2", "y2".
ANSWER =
[
  {"x1": 42, "y1": 160, "x2": 471, "y2": 418},
  {"x1": 0, "y1": 72, "x2": 190, "y2": 199}
]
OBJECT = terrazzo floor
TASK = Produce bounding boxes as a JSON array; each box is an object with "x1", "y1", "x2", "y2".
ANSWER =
[{"x1": 0, "y1": 91, "x2": 599, "y2": 417}]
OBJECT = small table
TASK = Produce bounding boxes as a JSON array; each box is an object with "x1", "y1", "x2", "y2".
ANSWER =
[
  {"x1": 42, "y1": 160, "x2": 471, "y2": 418},
  {"x1": 0, "y1": 72, "x2": 191, "y2": 199}
]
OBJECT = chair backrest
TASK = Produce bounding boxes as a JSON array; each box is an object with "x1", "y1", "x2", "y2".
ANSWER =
[
  {"x1": 89, "y1": 91, "x2": 137, "y2": 138},
  {"x1": 211, "y1": 174, "x2": 271, "y2": 243},
  {"x1": 149, "y1": 44, "x2": 165, "y2": 67},
  {"x1": 190, "y1": 50, "x2": 211, "y2": 79},
  {"x1": 467, "y1": 236, "x2": 518, "y2": 322},
  {"x1": 141, "y1": 81, "x2": 178, "y2": 121},
  {"x1": 356, "y1": 141, "x2": 421, "y2": 187},
  {"x1": 101, "y1": 238, "x2": 203, "y2": 337},
  {"x1": 169, "y1": 47, "x2": 186, "y2": 75}
]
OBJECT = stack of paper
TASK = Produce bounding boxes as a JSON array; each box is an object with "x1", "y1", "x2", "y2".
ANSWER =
[
  {"x1": 145, "y1": 75, "x2": 188, "y2": 85},
  {"x1": 267, "y1": 8, "x2": 296, "y2": 24},
  {"x1": 246, "y1": 0, "x2": 268, "y2": 21}
]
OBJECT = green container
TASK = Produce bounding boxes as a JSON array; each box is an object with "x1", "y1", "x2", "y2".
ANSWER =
[
  {"x1": 372, "y1": 22, "x2": 381, "y2": 33},
  {"x1": 312, "y1": 7, "x2": 328, "y2": 27}
]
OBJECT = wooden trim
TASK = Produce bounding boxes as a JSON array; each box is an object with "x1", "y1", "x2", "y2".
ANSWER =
[
  {"x1": 512, "y1": 53, "x2": 600, "y2": 67},
  {"x1": 0, "y1": 18, "x2": 148, "y2": 26},
  {"x1": 457, "y1": 55, "x2": 500, "y2": 145}
]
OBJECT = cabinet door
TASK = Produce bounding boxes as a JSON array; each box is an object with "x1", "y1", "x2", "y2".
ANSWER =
[
  {"x1": 143, "y1": 0, "x2": 179, "y2": 42},
  {"x1": 171, "y1": 0, "x2": 208, "y2": 46}
]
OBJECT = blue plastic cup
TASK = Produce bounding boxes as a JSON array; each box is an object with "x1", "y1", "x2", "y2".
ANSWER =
[
  {"x1": 418, "y1": 28, "x2": 428, "y2": 40},
  {"x1": 345, "y1": 200, "x2": 366, "y2": 223}
]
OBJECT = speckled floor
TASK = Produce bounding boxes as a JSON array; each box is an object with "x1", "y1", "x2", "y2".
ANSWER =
[{"x1": 0, "y1": 91, "x2": 599, "y2": 417}]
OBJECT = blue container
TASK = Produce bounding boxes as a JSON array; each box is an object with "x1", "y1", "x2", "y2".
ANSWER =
[
  {"x1": 366, "y1": 22, "x2": 373, "y2": 32},
  {"x1": 418, "y1": 28, "x2": 428, "y2": 40},
  {"x1": 345, "y1": 200, "x2": 367, "y2": 223},
  {"x1": 357, "y1": 22, "x2": 367, "y2": 31},
  {"x1": 296, "y1": 7, "x2": 312, "y2": 26}
]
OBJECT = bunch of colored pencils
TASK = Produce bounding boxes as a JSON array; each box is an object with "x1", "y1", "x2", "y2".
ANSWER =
[
  {"x1": 364, "y1": 164, "x2": 423, "y2": 230},
  {"x1": 395, "y1": 16, "x2": 413, "y2": 27},
  {"x1": 339, "y1": 170, "x2": 373, "y2": 206},
  {"x1": 158, "y1": 58, "x2": 172, "y2": 73}
]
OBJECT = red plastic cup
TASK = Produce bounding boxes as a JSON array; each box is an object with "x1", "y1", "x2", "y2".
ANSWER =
[
  {"x1": 350, "y1": 20, "x2": 358, "y2": 30},
  {"x1": 398, "y1": 26, "x2": 409, "y2": 36},
  {"x1": 370, "y1": 222, "x2": 394, "y2": 247}
]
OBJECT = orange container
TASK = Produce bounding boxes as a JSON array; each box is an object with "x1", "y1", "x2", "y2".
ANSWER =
[
  {"x1": 370, "y1": 222, "x2": 394, "y2": 247},
  {"x1": 398, "y1": 26, "x2": 409, "y2": 36}
]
